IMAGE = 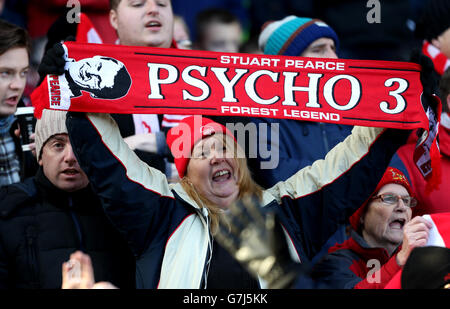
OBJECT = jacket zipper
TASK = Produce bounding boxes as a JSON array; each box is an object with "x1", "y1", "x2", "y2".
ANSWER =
[
  {"x1": 320, "y1": 123, "x2": 330, "y2": 152},
  {"x1": 68, "y1": 197, "x2": 85, "y2": 251},
  {"x1": 26, "y1": 225, "x2": 39, "y2": 288},
  {"x1": 200, "y1": 208, "x2": 212, "y2": 289}
]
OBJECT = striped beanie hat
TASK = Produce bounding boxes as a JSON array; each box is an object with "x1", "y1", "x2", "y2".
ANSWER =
[
  {"x1": 258, "y1": 16, "x2": 339, "y2": 56},
  {"x1": 35, "y1": 109, "x2": 68, "y2": 160}
]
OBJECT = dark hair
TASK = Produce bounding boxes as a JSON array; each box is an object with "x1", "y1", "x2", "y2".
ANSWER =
[
  {"x1": 195, "y1": 8, "x2": 241, "y2": 41},
  {"x1": 415, "y1": 0, "x2": 450, "y2": 41},
  {"x1": 0, "y1": 19, "x2": 31, "y2": 56},
  {"x1": 439, "y1": 68, "x2": 450, "y2": 113},
  {"x1": 109, "y1": 0, "x2": 121, "y2": 10}
]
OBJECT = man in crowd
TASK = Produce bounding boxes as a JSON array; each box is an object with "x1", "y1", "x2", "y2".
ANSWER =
[
  {"x1": 108, "y1": 0, "x2": 186, "y2": 182},
  {"x1": 0, "y1": 19, "x2": 36, "y2": 186},
  {"x1": 0, "y1": 109, "x2": 135, "y2": 289}
]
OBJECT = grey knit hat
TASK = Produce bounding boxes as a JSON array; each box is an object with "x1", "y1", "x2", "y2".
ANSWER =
[{"x1": 35, "y1": 109, "x2": 68, "y2": 160}]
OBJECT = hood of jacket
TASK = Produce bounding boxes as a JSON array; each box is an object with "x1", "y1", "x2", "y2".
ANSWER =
[{"x1": 328, "y1": 229, "x2": 398, "y2": 264}]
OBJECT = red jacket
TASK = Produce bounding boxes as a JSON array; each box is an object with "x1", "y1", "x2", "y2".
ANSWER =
[
  {"x1": 311, "y1": 230, "x2": 401, "y2": 289},
  {"x1": 392, "y1": 114, "x2": 450, "y2": 216}
]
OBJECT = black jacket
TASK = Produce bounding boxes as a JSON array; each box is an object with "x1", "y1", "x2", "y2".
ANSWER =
[{"x1": 0, "y1": 168, "x2": 136, "y2": 289}]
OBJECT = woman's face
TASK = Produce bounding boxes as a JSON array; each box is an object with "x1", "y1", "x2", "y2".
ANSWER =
[
  {"x1": 362, "y1": 183, "x2": 413, "y2": 250},
  {"x1": 186, "y1": 134, "x2": 239, "y2": 209}
]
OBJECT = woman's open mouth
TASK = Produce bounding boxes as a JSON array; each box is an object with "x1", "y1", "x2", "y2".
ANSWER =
[{"x1": 212, "y1": 169, "x2": 231, "y2": 182}]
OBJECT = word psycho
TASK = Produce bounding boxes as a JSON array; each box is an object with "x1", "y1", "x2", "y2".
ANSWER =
[{"x1": 147, "y1": 62, "x2": 409, "y2": 115}]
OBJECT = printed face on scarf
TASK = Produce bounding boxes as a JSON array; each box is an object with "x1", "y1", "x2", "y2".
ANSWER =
[
  {"x1": 110, "y1": 0, "x2": 174, "y2": 48},
  {"x1": 39, "y1": 134, "x2": 89, "y2": 192},
  {"x1": 0, "y1": 47, "x2": 29, "y2": 116},
  {"x1": 361, "y1": 183, "x2": 412, "y2": 249},
  {"x1": 186, "y1": 134, "x2": 239, "y2": 209},
  {"x1": 67, "y1": 56, "x2": 122, "y2": 91},
  {"x1": 301, "y1": 37, "x2": 338, "y2": 59}
]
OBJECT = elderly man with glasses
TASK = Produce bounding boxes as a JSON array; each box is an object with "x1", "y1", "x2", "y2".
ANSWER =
[{"x1": 309, "y1": 167, "x2": 432, "y2": 289}]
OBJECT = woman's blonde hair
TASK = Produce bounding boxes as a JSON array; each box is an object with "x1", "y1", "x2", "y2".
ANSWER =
[{"x1": 180, "y1": 133, "x2": 263, "y2": 233}]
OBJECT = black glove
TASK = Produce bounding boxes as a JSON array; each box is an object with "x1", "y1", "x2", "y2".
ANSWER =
[
  {"x1": 37, "y1": 36, "x2": 75, "y2": 84},
  {"x1": 409, "y1": 49, "x2": 440, "y2": 113},
  {"x1": 408, "y1": 50, "x2": 441, "y2": 159},
  {"x1": 215, "y1": 195, "x2": 302, "y2": 289},
  {"x1": 38, "y1": 42, "x2": 66, "y2": 80},
  {"x1": 411, "y1": 50, "x2": 439, "y2": 96}
]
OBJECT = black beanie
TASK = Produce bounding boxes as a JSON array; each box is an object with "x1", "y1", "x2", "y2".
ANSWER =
[
  {"x1": 415, "y1": 0, "x2": 450, "y2": 41},
  {"x1": 44, "y1": 9, "x2": 78, "y2": 54},
  {"x1": 401, "y1": 246, "x2": 450, "y2": 289}
]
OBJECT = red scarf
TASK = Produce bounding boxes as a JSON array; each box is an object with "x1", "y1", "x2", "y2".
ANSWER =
[
  {"x1": 31, "y1": 42, "x2": 441, "y2": 184},
  {"x1": 422, "y1": 41, "x2": 450, "y2": 76}
]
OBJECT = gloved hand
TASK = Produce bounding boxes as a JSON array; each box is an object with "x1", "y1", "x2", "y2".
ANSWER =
[
  {"x1": 37, "y1": 36, "x2": 75, "y2": 83},
  {"x1": 215, "y1": 195, "x2": 302, "y2": 289},
  {"x1": 409, "y1": 49, "x2": 440, "y2": 113}
]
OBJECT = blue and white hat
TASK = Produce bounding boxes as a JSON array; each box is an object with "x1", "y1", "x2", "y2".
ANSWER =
[{"x1": 258, "y1": 16, "x2": 339, "y2": 56}]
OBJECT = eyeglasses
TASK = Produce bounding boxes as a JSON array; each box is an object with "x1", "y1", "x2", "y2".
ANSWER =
[{"x1": 371, "y1": 193, "x2": 417, "y2": 208}]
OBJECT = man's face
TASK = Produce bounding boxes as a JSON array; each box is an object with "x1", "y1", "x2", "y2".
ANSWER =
[
  {"x1": 39, "y1": 134, "x2": 89, "y2": 192},
  {"x1": 67, "y1": 56, "x2": 121, "y2": 90},
  {"x1": 173, "y1": 16, "x2": 191, "y2": 49},
  {"x1": 198, "y1": 21, "x2": 243, "y2": 53},
  {"x1": 433, "y1": 27, "x2": 450, "y2": 59},
  {"x1": 0, "y1": 47, "x2": 29, "y2": 116},
  {"x1": 362, "y1": 183, "x2": 412, "y2": 248},
  {"x1": 110, "y1": 0, "x2": 174, "y2": 48},
  {"x1": 301, "y1": 38, "x2": 338, "y2": 59}
]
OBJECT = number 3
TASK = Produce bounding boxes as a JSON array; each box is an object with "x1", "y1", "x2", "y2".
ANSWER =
[{"x1": 379, "y1": 78, "x2": 409, "y2": 114}]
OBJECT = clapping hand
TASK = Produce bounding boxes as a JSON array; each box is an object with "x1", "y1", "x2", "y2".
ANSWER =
[{"x1": 215, "y1": 195, "x2": 301, "y2": 289}]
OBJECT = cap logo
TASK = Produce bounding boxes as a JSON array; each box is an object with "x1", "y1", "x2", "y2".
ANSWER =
[
  {"x1": 391, "y1": 169, "x2": 407, "y2": 183},
  {"x1": 200, "y1": 125, "x2": 216, "y2": 136}
]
